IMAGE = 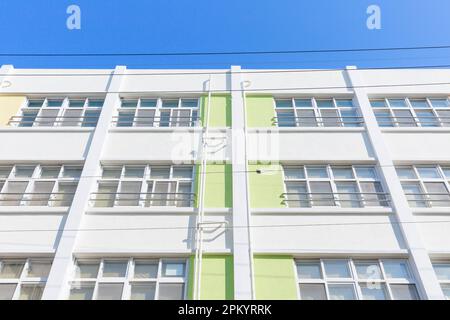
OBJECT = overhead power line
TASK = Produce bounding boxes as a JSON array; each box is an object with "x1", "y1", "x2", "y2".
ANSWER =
[{"x1": 2, "y1": 44, "x2": 450, "y2": 57}]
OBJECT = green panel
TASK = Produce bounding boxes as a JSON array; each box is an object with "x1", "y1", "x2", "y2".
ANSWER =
[
  {"x1": 246, "y1": 95, "x2": 275, "y2": 127},
  {"x1": 195, "y1": 163, "x2": 232, "y2": 208},
  {"x1": 254, "y1": 255, "x2": 298, "y2": 300},
  {"x1": 187, "y1": 255, "x2": 234, "y2": 300},
  {"x1": 248, "y1": 163, "x2": 286, "y2": 208},
  {"x1": 200, "y1": 95, "x2": 231, "y2": 127}
]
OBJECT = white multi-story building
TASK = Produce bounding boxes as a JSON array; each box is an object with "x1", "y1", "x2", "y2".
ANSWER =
[{"x1": 0, "y1": 64, "x2": 450, "y2": 300}]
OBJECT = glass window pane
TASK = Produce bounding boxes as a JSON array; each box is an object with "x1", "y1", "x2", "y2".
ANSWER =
[
  {"x1": 35, "y1": 109, "x2": 59, "y2": 127},
  {"x1": 306, "y1": 166, "x2": 328, "y2": 178},
  {"x1": 332, "y1": 167, "x2": 354, "y2": 179},
  {"x1": 437, "y1": 110, "x2": 450, "y2": 127},
  {"x1": 121, "y1": 99, "x2": 138, "y2": 108},
  {"x1": 47, "y1": 99, "x2": 63, "y2": 108},
  {"x1": 88, "y1": 99, "x2": 104, "y2": 108},
  {"x1": 19, "y1": 284, "x2": 44, "y2": 300},
  {"x1": 0, "y1": 260, "x2": 25, "y2": 278},
  {"x1": 140, "y1": 99, "x2": 157, "y2": 108},
  {"x1": 14, "y1": 166, "x2": 35, "y2": 177},
  {"x1": 102, "y1": 167, "x2": 122, "y2": 179},
  {"x1": 441, "y1": 167, "x2": 450, "y2": 179},
  {"x1": 75, "y1": 262, "x2": 100, "y2": 278},
  {"x1": 0, "y1": 284, "x2": 17, "y2": 300},
  {"x1": 328, "y1": 284, "x2": 356, "y2": 300},
  {"x1": 299, "y1": 283, "x2": 326, "y2": 300},
  {"x1": 388, "y1": 99, "x2": 408, "y2": 108},
  {"x1": 94, "y1": 183, "x2": 118, "y2": 207},
  {"x1": 130, "y1": 283, "x2": 156, "y2": 300},
  {"x1": 396, "y1": 167, "x2": 416, "y2": 179},
  {"x1": 296, "y1": 261, "x2": 322, "y2": 279},
  {"x1": 370, "y1": 100, "x2": 386, "y2": 108},
  {"x1": 134, "y1": 261, "x2": 158, "y2": 278},
  {"x1": 68, "y1": 99, "x2": 85, "y2": 108},
  {"x1": 433, "y1": 263, "x2": 450, "y2": 281},
  {"x1": 30, "y1": 181, "x2": 54, "y2": 206},
  {"x1": 323, "y1": 260, "x2": 351, "y2": 278},
  {"x1": 162, "y1": 99, "x2": 179, "y2": 108},
  {"x1": 40, "y1": 166, "x2": 61, "y2": 178},
  {"x1": 355, "y1": 167, "x2": 376, "y2": 179},
  {"x1": 415, "y1": 110, "x2": 438, "y2": 127},
  {"x1": 402, "y1": 183, "x2": 427, "y2": 207},
  {"x1": 173, "y1": 167, "x2": 193, "y2": 179},
  {"x1": 150, "y1": 167, "x2": 170, "y2": 179},
  {"x1": 82, "y1": 110, "x2": 100, "y2": 127},
  {"x1": 159, "y1": 110, "x2": 171, "y2": 127},
  {"x1": 430, "y1": 99, "x2": 449, "y2": 108},
  {"x1": 360, "y1": 283, "x2": 388, "y2": 300},
  {"x1": 103, "y1": 261, "x2": 127, "y2": 277},
  {"x1": 341, "y1": 109, "x2": 360, "y2": 127},
  {"x1": 162, "y1": 262, "x2": 185, "y2": 277},
  {"x1": 417, "y1": 167, "x2": 441, "y2": 179},
  {"x1": 27, "y1": 260, "x2": 51, "y2": 278},
  {"x1": 284, "y1": 167, "x2": 305, "y2": 179},
  {"x1": 374, "y1": 109, "x2": 394, "y2": 127},
  {"x1": 441, "y1": 284, "x2": 450, "y2": 300},
  {"x1": 335, "y1": 99, "x2": 353, "y2": 107},
  {"x1": 158, "y1": 283, "x2": 184, "y2": 300},
  {"x1": 309, "y1": 181, "x2": 334, "y2": 206},
  {"x1": 424, "y1": 182, "x2": 450, "y2": 207},
  {"x1": 390, "y1": 284, "x2": 419, "y2": 300},
  {"x1": 69, "y1": 283, "x2": 94, "y2": 300},
  {"x1": 0, "y1": 181, "x2": 28, "y2": 206},
  {"x1": 117, "y1": 110, "x2": 135, "y2": 127},
  {"x1": 354, "y1": 261, "x2": 382, "y2": 279},
  {"x1": 28, "y1": 100, "x2": 44, "y2": 108},
  {"x1": 316, "y1": 99, "x2": 334, "y2": 108},
  {"x1": 285, "y1": 182, "x2": 309, "y2": 208},
  {"x1": 180, "y1": 99, "x2": 198, "y2": 108},
  {"x1": 383, "y1": 260, "x2": 410, "y2": 279},
  {"x1": 62, "y1": 166, "x2": 82, "y2": 178},
  {"x1": 123, "y1": 166, "x2": 145, "y2": 178},
  {"x1": 0, "y1": 166, "x2": 12, "y2": 179},
  {"x1": 97, "y1": 283, "x2": 123, "y2": 300},
  {"x1": 276, "y1": 110, "x2": 296, "y2": 127},
  {"x1": 410, "y1": 99, "x2": 429, "y2": 109},
  {"x1": 320, "y1": 109, "x2": 340, "y2": 127},
  {"x1": 336, "y1": 182, "x2": 361, "y2": 208},
  {"x1": 275, "y1": 99, "x2": 293, "y2": 108},
  {"x1": 393, "y1": 109, "x2": 416, "y2": 127},
  {"x1": 135, "y1": 109, "x2": 156, "y2": 127},
  {"x1": 294, "y1": 99, "x2": 312, "y2": 108},
  {"x1": 297, "y1": 109, "x2": 317, "y2": 127}
]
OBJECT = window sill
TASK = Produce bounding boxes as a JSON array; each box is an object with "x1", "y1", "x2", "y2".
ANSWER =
[
  {"x1": 109, "y1": 127, "x2": 230, "y2": 133},
  {"x1": 86, "y1": 207, "x2": 231, "y2": 215},
  {"x1": 381, "y1": 127, "x2": 450, "y2": 133},
  {"x1": 0, "y1": 127, "x2": 95, "y2": 133},
  {"x1": 251, "y1": 207, "x2": 393, "y2": 215},
  {"x1": 0, "y1": 206, "x2": 70, "y2": 214},
  {"x1": 247, "y1": 127, "x2": 365, "y2": 133},
  {"x1": 412, "y1": 207, "x2": 450, "y2": 215}
]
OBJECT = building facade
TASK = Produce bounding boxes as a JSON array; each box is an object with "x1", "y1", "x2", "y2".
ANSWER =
[{"x1": 0, "y1": 64, "x2": 450, "y2": 300}]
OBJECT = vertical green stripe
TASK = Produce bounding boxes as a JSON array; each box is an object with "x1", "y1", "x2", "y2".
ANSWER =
[
  {"x1": 200, "y1": 94, "x2": 231, "y2": 127},
  {"x1": 246, "y1": 95, "x2": 275, "y2": 127},
  {"x1": 254, "y1": 255, "x2": 298, "y2": 300},
  {"x1": 195, "y1": 163, "x2": 232, "y2": 208},
  {"x1": 188, "y1": 255, "x2": 234, "y2": 300},
  {"x1": 248, "y1": 163, "x2": 286, "y2": 208}
]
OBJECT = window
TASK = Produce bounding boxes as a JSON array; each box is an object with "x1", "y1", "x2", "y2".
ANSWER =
[
  {"x1": 296, "y1": 259, "x2": 419, "y2": 300},
  {"x1": 0, "y1": 258, "x2": 52, "y2": 300},
  {"x1": 274, "y1": 98, "x2": 362, "y2": 127},
  {"x1": 396, "y1": 165, "x2": 450, "y2": 207},
  {"x1": 370, "y1": 97, "x2": 450, "y2": 127},
  {"x1": 114, "y1": 98, "x2": 199, "y2": 127},
  {"x1": 0, "y1": 164, "x2": 81, "y2": 207},
  {"x1": 432, "y1": 262, "x2": 450, "y2": 299},
  {"x1": 69, "y1": 258, "x2": 187, "y2": 300},
  {"x1": 283, "y1": 165, "x2": 389, "y2": 208},
  {"x1": 92, "y1": 165, "x2": 194, "y2": 208},
  {"x1": 12, "y1": 97, "x2": 104, "y2": 127}
]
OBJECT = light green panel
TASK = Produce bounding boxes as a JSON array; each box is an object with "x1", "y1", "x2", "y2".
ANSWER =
[
  {"x1": 187, "y1": 255, "x2": 234, "y2": 300},
  {"x1": 254, "y1": 255, "x2": 298, "y2": 300},
  {"x1": 246, "y1": 95, "x2": 275, "y2": 127},
  {"x1": 200, "y1": 94, "x2": 231, "y2": 127},
  {"x1": 194, "y1": 164, "x2": 232, "y2": 208},
  {"x1": 248, "y1": 163, "x2": 286, "y2": 208}
]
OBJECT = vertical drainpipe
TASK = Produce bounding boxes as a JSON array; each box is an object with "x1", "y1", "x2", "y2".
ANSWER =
[
  {"x1": 345, "y1": 66, "x2": 444, "y2": 300},
  {"x1": 231, "y1": 65, "x2": 254, "y2": 299},
  {"x1": 41, "y1": 66, "x2": 127, "y2": 299}
]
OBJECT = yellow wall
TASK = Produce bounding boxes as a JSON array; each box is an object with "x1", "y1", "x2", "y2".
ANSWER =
[{"x1": 0, "y1": 96, "x2": 25, "y2": 127}]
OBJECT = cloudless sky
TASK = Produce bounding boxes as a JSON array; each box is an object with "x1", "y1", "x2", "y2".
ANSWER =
[{"x1": 1, "y1": 0, "x2": 450, "y2": 69}]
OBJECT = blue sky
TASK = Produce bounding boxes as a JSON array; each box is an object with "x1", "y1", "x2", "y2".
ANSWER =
[{"x1": 1, "y1": 0, "x2": 450, "y2": 69}]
